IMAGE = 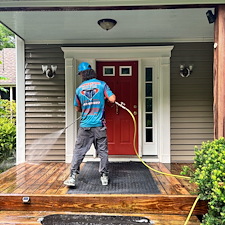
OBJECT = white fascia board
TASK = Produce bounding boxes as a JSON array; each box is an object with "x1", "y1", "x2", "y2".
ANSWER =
[
  {"x1": 0, "y1": 0, "x2": 222, "y2": 7},
  {"x1": 25, "y1": 37, "x2": 214, "y2": 45}
]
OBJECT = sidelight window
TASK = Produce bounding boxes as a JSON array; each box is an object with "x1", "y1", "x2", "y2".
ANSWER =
[{"x1": 145, "y1": 68, "x2": 153, "y2": 142}]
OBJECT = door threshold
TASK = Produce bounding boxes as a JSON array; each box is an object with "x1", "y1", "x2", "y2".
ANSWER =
[{"x1": 83, "y1": 155, "x2": 160, "y2": 162}]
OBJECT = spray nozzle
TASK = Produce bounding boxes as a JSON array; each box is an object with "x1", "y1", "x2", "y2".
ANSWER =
[{"x1": 115, "y1": 101, "x2": 126, "y2": 110}]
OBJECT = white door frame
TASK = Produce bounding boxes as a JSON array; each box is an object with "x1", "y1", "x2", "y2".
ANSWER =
[{"x1": 62, "y1": 46, "x2": 173, "y2": 163}]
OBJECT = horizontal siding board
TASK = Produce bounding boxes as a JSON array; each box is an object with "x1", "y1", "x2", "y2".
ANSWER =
[
  {"x1": 25, "y1": 86, "x2": 65, "y2": 91},
  {"x1": 26, "y1": 150, "x2": 65, "y2": 156},
  {"x1": 171, "y1": 145, "x2": 201, "y2": 151},
  {"x1": 26, "y1": 138, "x2": 65, "y2": 144},
  {"x1": 26, "y1": 117, "x2": 65, "y2": 123},
  {"x1": 25, "y1": 74, "x2": 65, "y2": 80},
  {"x1": 171, "y1": 123, "x2": 213, "y2": 129},
  {"x1": 172, "y1": 156, "x2": 195, "y2": 162},
  {"x1": 25, "y1": 113, "x2": 65, "y2": 118},
  {"x1": 171, "y1": 139, "x2": 210, "y2": 145},
  {"x1": 171, "y1": 128, "x2": 213, "y2": 134},
  {"x1": 25, "y1": 44, "x2": 65, "y2": 162},
  {"x1": 171, "y1": 134, "x2": 213, "y2": 139},
  {"x1": 170, "y1": 42, "x2": 213, "y2": 162},
  {"x1": 25, "y1": 91, "x2": 65, "y2": 96},
  {"x1": 25, "y1": 97, "x2": 65, "y2": 102},
  {"x1": 25, "y1": 52, "x2": 64, "y2": 58},
  {"x1": 26, "y1": 58, "x2": 64, "y2": 64},
  {"x1": 171, "y1": 111, "x2": 213, "y2": 118},
  {"x1": 172, "y1": 100, "x2": 212, "y2": 106},
  {"x1": 26, "y1": 137, "x2": 65, "y2": 142},
  {"x1": 171, "y1": 118, "x2": 213, "y2": 123},
  {"x1": 171, "y1": 95, "x2": 213, "y2": 101},
  {"x1": 171, "y1": 151, "x2": 196, "y2": 156},
  {"x1": 26, "y1": 128, "x2": 66, "y2": 133},
  {"x1": 25, "y1": 106, "x2": 65, "y2": 112},
  {"x1": 171, "y1": 106, "x2": 212, "y2": 112},
  {"x1": 26, "y1": 124, "x2": 65, "y2": 129},
  {"x1": 26, "y1": 102, "x2": 65, "y2": 107},
  {"x1": 25, "y1": 80, "x2": 65, "y2": 85}
]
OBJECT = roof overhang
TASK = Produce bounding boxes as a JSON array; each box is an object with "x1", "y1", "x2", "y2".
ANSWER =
[{"x1": 0, "y1": 2, "x2": 216, "y2": 44}]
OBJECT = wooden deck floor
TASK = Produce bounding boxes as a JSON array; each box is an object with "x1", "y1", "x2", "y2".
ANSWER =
[
  {"x1": 0, "y1": 162, "x2": 196, "y2": 195},
  {"x1": 0, "y1": 162, "x2": 206, "y2": 225}
]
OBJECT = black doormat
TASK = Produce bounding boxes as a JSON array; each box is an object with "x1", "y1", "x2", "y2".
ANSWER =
[
  {"x1": 40, "y1": 214, "x2": 154, "y2": 225},
  {"x1": 67, "y1": 162, "x2": 160, "y2": 194}
]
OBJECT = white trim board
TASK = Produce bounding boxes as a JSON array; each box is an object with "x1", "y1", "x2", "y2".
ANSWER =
[
  {"x1": 62, "y1": 46, "x2": 173, "y2": 163},
  {"x1": 16, "y1": 36, "x2": 26, "y2": 164},
  {"x1": 0, "y1": 1, "x2": 223, "y2": 7}
]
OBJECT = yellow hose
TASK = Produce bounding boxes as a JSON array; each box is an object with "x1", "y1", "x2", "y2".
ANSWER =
[
  {"x1": 184, "y1": 195, "x2": 200, "y2": 225},
  {"x1": 115, "y1": 101, "x2": 191, "y2": 180},
  {"x1": 115, "y1": 102, "x2": 198, "y2": 225}
]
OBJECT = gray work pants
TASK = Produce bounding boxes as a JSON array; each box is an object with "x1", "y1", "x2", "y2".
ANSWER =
[{"x1": 70, "y1": 127, "x2": 109, "y2": 176}]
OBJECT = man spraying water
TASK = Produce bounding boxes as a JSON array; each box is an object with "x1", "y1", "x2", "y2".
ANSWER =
[{"x1": 64, "y1": 62, "x2": 116, "y2": 187}]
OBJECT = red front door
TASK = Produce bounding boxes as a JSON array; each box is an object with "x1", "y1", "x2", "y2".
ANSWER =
[{"x1": 97, "y1": 61, "x2": 138, "y2": 155}]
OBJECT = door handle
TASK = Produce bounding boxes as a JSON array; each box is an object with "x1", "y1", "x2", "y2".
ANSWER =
[
  {"x1": 133, "y1": 111, "x2": 137, "y2": 115},
  {"x1": 116, "y1": 104, "x2": 119, "y2": 115}
]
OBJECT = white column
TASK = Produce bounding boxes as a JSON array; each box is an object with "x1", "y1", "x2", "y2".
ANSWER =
[
  {"x1": 159, "y1": 57, "x2": 171, "y2": 163},
  {"x1": 65, "y1": 57, "x2": 76, "y2": 163},
  {"x1": 16, "y1": 36, "x2": 25, "y2": 164}
]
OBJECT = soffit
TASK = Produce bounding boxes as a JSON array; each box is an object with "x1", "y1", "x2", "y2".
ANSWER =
[{"x1": 0, "y1": 8, "x2": 214, "y2": 44}]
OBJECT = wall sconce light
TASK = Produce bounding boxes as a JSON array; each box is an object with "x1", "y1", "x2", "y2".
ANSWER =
[
  {"x1": 42, "y1": 65, "x2": 57, "y2": 78},
  {"x1": 206, "y1": 10, "x2": 216, "y2": 24},
  {"x1": 97, "y1": 18, "x2": 117, "y2": 31},
  {"x1": 180, "y1": 64, "x2": 193, "y2": 77}
]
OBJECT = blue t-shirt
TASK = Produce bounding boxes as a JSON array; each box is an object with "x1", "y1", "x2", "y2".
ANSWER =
[{"x1": 74, "y1": 78, "x2": 114, "y2": 127}]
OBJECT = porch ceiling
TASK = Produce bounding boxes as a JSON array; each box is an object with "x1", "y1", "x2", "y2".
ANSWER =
[{"x1": 0, "y1": 8, "x2": 214, "y2": 44}]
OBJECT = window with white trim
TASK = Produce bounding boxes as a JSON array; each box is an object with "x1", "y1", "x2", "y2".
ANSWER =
[{"x1": 145, "y1": 68, "x2": 153, "y2": 142}]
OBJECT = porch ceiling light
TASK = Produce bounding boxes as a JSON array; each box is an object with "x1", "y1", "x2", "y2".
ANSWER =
[{"x1": 97, "y1": 18, "x2": 117, "y2": 31}]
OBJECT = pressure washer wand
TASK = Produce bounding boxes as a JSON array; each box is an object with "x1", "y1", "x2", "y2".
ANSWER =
[{"x1": 63, "y1": 116, "x2": 81, "y2": 132}]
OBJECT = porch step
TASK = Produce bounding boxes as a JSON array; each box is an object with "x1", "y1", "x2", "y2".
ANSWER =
[{"x1": 0, "y1": 211, "x2": 201, "y2": 225}]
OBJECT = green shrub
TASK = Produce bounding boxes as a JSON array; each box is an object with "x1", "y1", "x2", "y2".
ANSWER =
[
  {"x1": 0, "y1": 117, "x2": 16, "y2": 163},
  {"x1": 182, "y1": 138, "x2": 225, "y2": 225},
  {"x1": 0, "y1": 100, "x2": 16, "y2": 165}
]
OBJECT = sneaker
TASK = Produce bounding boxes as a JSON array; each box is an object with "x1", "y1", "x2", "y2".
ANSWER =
[
  {"x1": 101, "y1": 173, "x2": 109, "y2": 186},
  {"x1": 64, "y1": 174, "x2": 77, "y2": 187}
]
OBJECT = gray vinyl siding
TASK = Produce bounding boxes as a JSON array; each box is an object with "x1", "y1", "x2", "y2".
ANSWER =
[
  {"x1": 24, "y1": 42, "x2": 214, "y2": 163},
  {"x1": 170, "y1": 42, "x2": 214, "y2": 162},
  {"x1": 25, "y1": 44, "x2": 65, "y2": 162}
]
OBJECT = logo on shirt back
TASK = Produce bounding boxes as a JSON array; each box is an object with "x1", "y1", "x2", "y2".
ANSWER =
[{"x1": 81, "y1": 88, "x2": 99, "y2": 100}]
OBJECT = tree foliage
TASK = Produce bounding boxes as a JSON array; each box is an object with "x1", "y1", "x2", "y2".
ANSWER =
[{"x1": 0, "y1": 23, "x2": 15, "y2": 50}]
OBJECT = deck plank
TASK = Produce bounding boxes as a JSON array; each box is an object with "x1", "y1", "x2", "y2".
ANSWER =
[
  {"x1": 44, "y1": 163, "x2": 70, "y2": 194},
  {"x1": 148, "y1": 163, "x2": 179, "y2": 195},
  {"x1": 55, "y1": 162, "x2": 85, "y2": 195},
  {"x1": 157, "y1": 163, "x2": 190, "y2": 195},
  {"x1": 147, "y1": 166, "x2": 167, "y2": 194},
  {"x1": 34, "y1": 163, "x2": 65, "y2": 194},
  {"x1": 25, "y1": 163, "x2": 59, "y2": 194},
  {"x1": 11, "y1": 163, "x2": 56, "y2": 194},
  {"x1": 0, "y1": 163, "x2": 41, "y2": 193},
  {"x1": 170, "y1": 163, "x2": 198, "y2": 194}
]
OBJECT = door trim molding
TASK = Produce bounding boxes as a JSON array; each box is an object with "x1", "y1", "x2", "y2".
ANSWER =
[{"x1": 62, "y1": 46, "x2": 174, "y2": 163}]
